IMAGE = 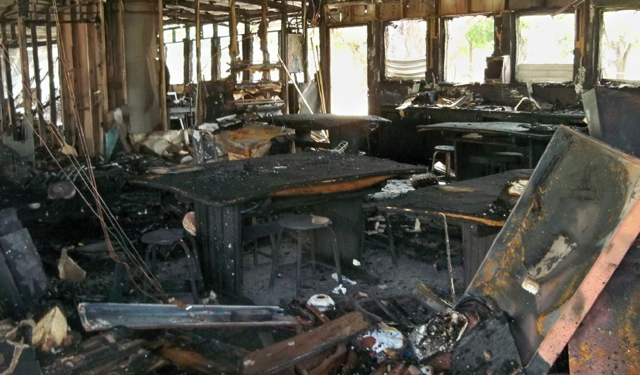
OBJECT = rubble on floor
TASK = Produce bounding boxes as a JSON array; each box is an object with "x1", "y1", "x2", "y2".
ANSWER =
[{"x1": 1, "y1": 122, "x2": 640, "y2": 374}]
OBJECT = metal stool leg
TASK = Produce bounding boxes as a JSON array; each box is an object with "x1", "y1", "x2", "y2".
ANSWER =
[
  {"x1": 268, "y1": 228, "x2": 284, "y2": 289},
  {"x1": 310, "y1": 230, "x2": 317, "y2": 275},
  {"x1": 143, "y1": 244, "x2": 156, "y2": 298},
  {"x1": 431, "y1": 151, "x2": 440, "y2": 172},
  {"x1": 327, "y1": 226, "x2": 342, "y2": 284},
  {"x1": 295, "y1": 230, "x2": 303, "y2": 297},
  {"x1": 384, "y1": 212, "x2": 398, "y2": 266},
  {"x1": 177, "y1": 239, "x2": 200, "y2": 303},
  {"x1": 185, "y1": 234, "x2": 204, "y2": 285}
]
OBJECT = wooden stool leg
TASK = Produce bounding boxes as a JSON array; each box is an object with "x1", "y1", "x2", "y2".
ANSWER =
[{"x1": 445, "y1": 151, "x2": 451, "y2": 181}]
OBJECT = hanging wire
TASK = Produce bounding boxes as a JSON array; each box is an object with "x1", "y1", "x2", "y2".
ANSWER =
[
  {"x1": 1, "y1": 1, "x2": 170, "y2": 302},
  {"x1": 439, "y1": 213, "x2": 456, "y2": 303}
]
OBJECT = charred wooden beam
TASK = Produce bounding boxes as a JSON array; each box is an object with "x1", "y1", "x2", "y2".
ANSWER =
[
  {"x1": 58, "y1": 4, "x2": 76, "y2": 145},
  {"x1": 158, "y1": 0, "x2": 168, "y2": 130},
  {"x1": 183, "y1": 26, "x2": 192, "y2": 85},
  {"x1": 45, "y1": 13, "x2": 56, "y2": 128},
  {"x1": 242, "y1": 311, "x2": 370, "y2": 375},
  {"x1": 195, "y1": 0, "x2": 203, "y2": 124},
  {"x1": 211, "y1": 24, "x2": 220, "y2": 80},
  {"x1": 30, "y1": 20, "x2": 44, "y2": 142},
  {"x1": 280, "y1": 4, "x2": 288, "y2": 113},
  {"x1": 17, "y1": 16, "x2": 30, "y2": 141},
  {"x1": 97, "y1": 0, "x2": 109, "y2": 131},
  {"x1": 72, "y1": 5, "x2": 98, "y2": 156}
]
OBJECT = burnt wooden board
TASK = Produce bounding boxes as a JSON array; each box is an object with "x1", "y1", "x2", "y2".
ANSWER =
[
  {"x1": 377, "y1": 169, "x2": 533, "y2": 226},
  {"x1": 131, "y1": 153, "x2": 425, "y2": 207},
  {"x1": 267, "y1": 114, "x2": 391, "y2": 130},
  {"x1": 418, "y1": 121, "x2": 557, "y2": 140},
  {"x1": 242, "y1": 311, "x2": 370, "y2": 375}
]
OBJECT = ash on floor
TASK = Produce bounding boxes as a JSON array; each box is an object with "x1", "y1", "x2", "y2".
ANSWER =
[{"x1": 242, "y1": 214, "x2": 464, "y2": 307}]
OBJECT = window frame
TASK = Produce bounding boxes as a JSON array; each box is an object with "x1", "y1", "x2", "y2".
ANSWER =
[
  {"x1": 382, "y1": 18, "x2": 428, "y2": 82},
  {"x1": 597, "y1": 7, "x2": 640, "y2": 85},
  {"x1": 442, "y1": 14, "x2": 496, "y2": 84},
  {"x1": 513, "y1": 11, "x2": 577, "y2": 84}
]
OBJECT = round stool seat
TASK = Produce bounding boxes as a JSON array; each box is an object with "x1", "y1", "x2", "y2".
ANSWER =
[
  {"x1": 141, "y1": 228, "x2": 184, "y2": 246},
  {"x1": 278, "y1": 214, "x2": 332, "y2": 231},
  {"x1": 434, "y1": 145, "x2": 455, "y2": 152}
]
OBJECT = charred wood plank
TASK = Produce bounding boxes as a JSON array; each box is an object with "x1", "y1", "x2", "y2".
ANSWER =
[{"x1": 242, "y1": 311, "x2": 370, "y2": 375}]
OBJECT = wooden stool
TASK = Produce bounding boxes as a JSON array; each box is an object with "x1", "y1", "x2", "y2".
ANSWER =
[
  {"x1": 269, "y1": 214, "x2": 342, "y2": 296},
  {"x1": 432, "y1": 145, "x2": 455, "y2": 180}
]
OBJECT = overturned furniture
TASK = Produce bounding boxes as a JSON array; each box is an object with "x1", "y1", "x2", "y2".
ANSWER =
[{"x1": 462, "y1": 126, "x2": 640, "y2": 373}]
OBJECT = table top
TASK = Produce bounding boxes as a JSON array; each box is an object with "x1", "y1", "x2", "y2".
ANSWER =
[
  {"x1": 266, "y1": 114, "x2": 391, "y2": 131},
  {"x1": 375, "y1": 169, "x2": 533, "y2": 226},
  {"x1": 417, "y1": 122, "x2": 558, "y2": 140},
  {"x1": 131, "y1": 153, "x2": 425, "y2": 207},
  {"x1": 399, "y1": 105, "x2": 585, "y2": 125}
]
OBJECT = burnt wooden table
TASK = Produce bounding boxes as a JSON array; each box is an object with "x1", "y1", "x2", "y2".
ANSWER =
[
  {"x1": 375, "y1": 169, "x2": 533, "y2": 287},
  {"x1": 267, "y1": 114, "x2": 391, "y2": 154},
  {"x1": 418, "y1": 122, "x2": 556, "y2": 180},
  {"x1": 133, "y1": 153, "x2": 424, "y2": 295}
]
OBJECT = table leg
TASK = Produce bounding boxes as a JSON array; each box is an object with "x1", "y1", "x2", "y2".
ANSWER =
[
  {"x1": 460, "y1": 223, "x2": 500, "y2": 289},
  {"x1": 195, "y1": 202, "x2": 243, "y2": 296},
  {"x1": 311, "y1": 197, "x2": 364, "y2": 264}
]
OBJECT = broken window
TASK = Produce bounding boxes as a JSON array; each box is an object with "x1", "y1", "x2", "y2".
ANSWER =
[
  {"x1": 219, "y1": 23, "x2": 244, "y2": 79},
  {"x1": 444, "y1": 16, "x2": 494, "y2": 83},
  {"x1": 250, "y1": 21, "x2": 281, "y2": 82},
  {"x1": 384, "y1": 19, "x2": 427, "y2": 81},
  {"x1": 600, "y1": 10, "x2": 640, "y2": 82},
  {"x1": 516, "y1": 14, "x2": 575, "y2": 83}
]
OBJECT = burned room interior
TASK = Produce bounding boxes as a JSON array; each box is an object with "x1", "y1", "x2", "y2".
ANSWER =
[{"x1": 0, "y1": 0, "x2": 639, "y2": 373}]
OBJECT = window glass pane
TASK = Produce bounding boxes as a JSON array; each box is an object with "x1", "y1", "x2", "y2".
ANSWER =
[
  {"x1": 600, "y1": 10, "x2": 640, "y2": 82},
  {"x1": 203, "y1": 24, "x2": 214, "y2": 39},
  {"x1": 220, "y1": 36, "x2": 232, "y2": 78},
  {"x1": 174, "y1": 27, "x2": 186, "y2": 41},
  {"x1": 516, "y1": 14, "x2": 574, "y2": 83},
  {"x1": 384, "y1": 19, "x2": 427, "y2": 81},
  {"x1": 200, "y1": 38, "x2": 212, "y2": 81},
  {"x1": 444, "y1": 16, "x2": 494, "y2": 83},
  {"x1": 163, "y1": 29, "x2": 173, "y2": 43},
  {"x1": 218, "y1": 24, "x2": 230, "y2": 37},
  {"x1": 166, "y1": 43, "x2": 185, "y2": 84}
]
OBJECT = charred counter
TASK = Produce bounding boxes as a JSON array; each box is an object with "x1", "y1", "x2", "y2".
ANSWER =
[
  {"x1": 376, "y1": 169, "x2": 533, "y2": 287},
  {"x1": 418, "y1": 122, "x2": 559, "y2": 180},
  {"x1": 267, "y1": 114, "x2": 391, "y2": 154},
  {"x1": 132, "y1": 153, "x2": 424, "y2": 296}
]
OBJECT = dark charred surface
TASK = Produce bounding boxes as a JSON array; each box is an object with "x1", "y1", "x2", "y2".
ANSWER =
[
  {"x1": 131, "y1": 153, "x2": 426, "y2": 206},
  {"x1": 378, "y1": 169, "x2": 533, "y2": 225},
  {"x1": 267, "y1": 114, "x2": 391, "y2": 131}
]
